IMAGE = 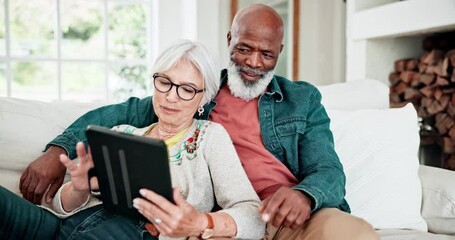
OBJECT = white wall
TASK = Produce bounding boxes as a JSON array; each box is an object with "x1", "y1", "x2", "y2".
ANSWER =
[
  {"x1": 153, "y1": 0, "x2": 228, "y2": 70},
  {"x1": 299, "y1": 0, "x2": 346, "y2": 85}
]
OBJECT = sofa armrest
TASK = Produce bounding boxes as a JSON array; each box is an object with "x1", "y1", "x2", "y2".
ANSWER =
[{"x1": 418, "y1": 165, "x2": 455, "y2": 235}]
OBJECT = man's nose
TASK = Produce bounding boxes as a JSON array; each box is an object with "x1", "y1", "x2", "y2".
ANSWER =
[{"x1": 245, "y1": 52, "x2": 263, "y2": 69}]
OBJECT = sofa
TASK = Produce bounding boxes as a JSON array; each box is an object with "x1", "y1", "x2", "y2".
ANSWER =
[{"x1": 0, "y1": 79, "x2": 454, "y2": 239}]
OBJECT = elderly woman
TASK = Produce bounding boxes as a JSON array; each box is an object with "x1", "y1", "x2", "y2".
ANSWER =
[{"x1": 0, "y1": 40, "x2": 264, "y2": 240}]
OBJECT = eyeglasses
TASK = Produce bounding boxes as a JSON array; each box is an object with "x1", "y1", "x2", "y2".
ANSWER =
[{"x1": 152, "y1": 73, "x2": 204, "y2": 101}]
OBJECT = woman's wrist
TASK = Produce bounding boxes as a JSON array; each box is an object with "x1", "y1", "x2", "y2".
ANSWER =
[
  {"x1": 193, "y1": 212, "x2": 209, "y2": 237},
  {"x1": 68, "y1": 182, "x2": 90, "y2": 198},
  {"x1": 62, "y1": 182, "x2": 90, "y2": 212}
]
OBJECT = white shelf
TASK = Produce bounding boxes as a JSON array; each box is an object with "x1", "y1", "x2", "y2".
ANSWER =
[{"x1": 351, "y1": 0, "x2": 455, "y2": 40}]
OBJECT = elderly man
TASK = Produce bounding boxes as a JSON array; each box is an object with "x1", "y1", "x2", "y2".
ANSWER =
[{"x1": 20, "y1": 4, "x2": 378, "y2": 240}]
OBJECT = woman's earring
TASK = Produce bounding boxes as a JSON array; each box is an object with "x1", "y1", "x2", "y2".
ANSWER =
[{"x1": 198, "y1": 106, "x2": 204, "y2": 117}]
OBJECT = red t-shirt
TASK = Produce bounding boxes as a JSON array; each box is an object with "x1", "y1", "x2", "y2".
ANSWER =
[{"x1": 209, "y1": 85, "x2": 298, "y2": 200}]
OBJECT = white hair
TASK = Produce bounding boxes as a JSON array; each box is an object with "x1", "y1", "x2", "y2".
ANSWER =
[
  {"x1": 152, "y1": 39, "x2": 220, "y2": 105},
  {"x1": 226, "y1": 60, "x2": 274, "y2": 101}
]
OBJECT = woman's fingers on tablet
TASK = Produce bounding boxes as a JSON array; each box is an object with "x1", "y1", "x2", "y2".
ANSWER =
[
  {"x1": 134, "y1": 197, "x2": 170, "y2": 227},
  {"x1": 90, "y1": 176, "x2": 99, "y2": 190},
  {"x1": 76, "y1": 142, "x2": 88, "y2": 163},
  {"x1": 139, "y1": 189, "x2": 175, "y2": 210},
  {"x1": 86, "y1": 147, "x2": 94, "y2": 167}
]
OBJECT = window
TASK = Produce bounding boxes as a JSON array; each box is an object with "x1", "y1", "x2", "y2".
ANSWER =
[{"x1": 0, "y1": 0, "x2": 152, "y2": 102}]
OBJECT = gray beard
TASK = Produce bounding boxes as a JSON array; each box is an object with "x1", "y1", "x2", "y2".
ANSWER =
[{"x1": 227, "y1": 61, "x2": 274, "y2": 101}]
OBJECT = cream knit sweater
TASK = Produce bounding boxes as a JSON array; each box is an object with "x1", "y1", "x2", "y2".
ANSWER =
[{"x1": 45, "y1": 120, "x2": 265, "y2": 239}]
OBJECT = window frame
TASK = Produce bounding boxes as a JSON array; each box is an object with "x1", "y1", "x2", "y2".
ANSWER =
[{"x1": 0, "y1": 0, "x2": 154, "y2": 102}]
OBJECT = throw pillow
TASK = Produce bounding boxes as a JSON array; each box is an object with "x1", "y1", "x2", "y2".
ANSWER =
[{"x1": 327, "y1": 103, "x2": 428, "y2": 231}]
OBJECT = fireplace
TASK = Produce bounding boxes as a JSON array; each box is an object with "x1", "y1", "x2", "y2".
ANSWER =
[
  {"x1": 346, "y1": 0, "x2": 455, "y2": 170},
  {"x1": 389, "y1": 31, "x2": 455, "y2": 170}
]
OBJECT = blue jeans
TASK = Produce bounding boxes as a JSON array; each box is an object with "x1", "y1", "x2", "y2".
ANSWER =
[{"x1": 0, "y1": 186, "x2": 157, "y2": 240}]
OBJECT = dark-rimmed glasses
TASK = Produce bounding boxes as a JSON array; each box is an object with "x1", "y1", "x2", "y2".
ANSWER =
[{"x1": 152, "y1": 73, "x2": 204, "y2": 101}]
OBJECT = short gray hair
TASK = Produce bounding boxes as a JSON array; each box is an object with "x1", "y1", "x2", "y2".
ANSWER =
[{"x1": 152, "y1": 39, "x2": 220, "y2": 106}]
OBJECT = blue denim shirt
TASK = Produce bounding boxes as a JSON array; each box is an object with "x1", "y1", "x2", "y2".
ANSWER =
[{"x1": 48, "y1": 69, "x2": 350, "y2": 213}]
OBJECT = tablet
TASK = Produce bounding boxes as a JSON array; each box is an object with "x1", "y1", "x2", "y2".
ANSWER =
[{"x1": 85, "y1": 125, "x2": 174, "y2": 222}]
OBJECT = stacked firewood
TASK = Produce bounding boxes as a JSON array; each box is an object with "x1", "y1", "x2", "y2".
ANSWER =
[{"x1": 389, "y1": 32, "x2": 455, "y2": 170}]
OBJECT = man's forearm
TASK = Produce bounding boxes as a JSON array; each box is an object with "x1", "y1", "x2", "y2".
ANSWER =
[{"x1": 47, "y1": 96, "x2": 155, "y2": 159}]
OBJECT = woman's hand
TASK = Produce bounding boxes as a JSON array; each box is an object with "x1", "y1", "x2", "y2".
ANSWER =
[
  {"x1": 59, "y1": 142, "x2": 99, "y2": 193},
  {"x1": 133, "y1": 187, "x2": 207, "y2": 237},
  {"x1": 59, "y1": 142, "x2": 99, "y2": 212}
]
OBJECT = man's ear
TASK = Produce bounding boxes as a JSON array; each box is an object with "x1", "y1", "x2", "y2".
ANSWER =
[
  {"x1": 280, "y1": 44, "x2": 284, "y2": 53},
  {"x1": 227, "y1": 31, "x2": 232, "y2": 47}
]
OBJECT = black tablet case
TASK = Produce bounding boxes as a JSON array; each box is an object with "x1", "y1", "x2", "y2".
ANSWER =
[{"x1": 85, "y1": 125, "x2": 173, "y2": 222}]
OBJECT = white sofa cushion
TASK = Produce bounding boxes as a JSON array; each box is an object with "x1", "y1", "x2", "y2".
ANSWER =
[
  {"x1": 318, "y1": 79, "x2": 390, "y2": 110},
  {"x1": 419, "y1": 166, "x2": 455, "y2": 235},
  {"x1": 0, "y1": 97, "x2": 104, "y2": 194},
  {"x1": 377, "y1": 229, "x2": 455, "y2": 240},
  {"x1": 328, "y1": 103, "x2": 428, "y2": 231}
]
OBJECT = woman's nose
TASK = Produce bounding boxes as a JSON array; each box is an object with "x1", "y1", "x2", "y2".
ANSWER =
[{"x1": 165, "y1": 86, "x2": 180, "y2": 102}]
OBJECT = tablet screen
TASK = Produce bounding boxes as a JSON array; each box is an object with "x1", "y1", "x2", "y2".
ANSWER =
[{"x1": 85, "y1": 125, "x2": 173, "y2": 222}]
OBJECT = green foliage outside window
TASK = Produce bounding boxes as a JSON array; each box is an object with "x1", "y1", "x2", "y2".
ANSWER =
[{"x1": 4, "y1": 1, "x2": 150, "y2": 101}]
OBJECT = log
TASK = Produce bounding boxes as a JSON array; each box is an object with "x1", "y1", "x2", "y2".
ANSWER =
[
  {"x1": 391, "y1": 82, "x2": 408, "y2": 95},
  {"x1": 442, "y1": 137, "x2": 455, "y2": 154},
  {"x1": 439, "y1": 95, "x2": 451, "y2": 109},
  {"x1": 435, "y1": 113, "x2": 454, "y2": 135},
  {"x1": 410, "y1": 72, "x2": 422, "y2": 87},
  {"x1": 400, "y1": 71, "x2": 417, "y2": 83},
  {"x1": 422, "y1": 49, "x2": 445, "y2": 65},
  {"x1": 447, "y1": 49, "x2": 455, "y2": 67},
  {"x1": 395, "y1": 59, "x2": 410, "y2": 72},
  {"x1": 447, "y1": 103, "x2": 455, "y2": 117},
  {"x1": 404, "y1": 88, "x2": 421, "y2": 100},
  {"x1": 449, "y1": 126, "x2": 455, "y2": 140},
  {"x1": 389, "y1": 72, "x2": 401, "y2": 86},
  {"x1": 435, "y1": 113, "x2": 448, "y2": 124},
  {"x1": 419, "y1": 74, "x2": 435, "y2": 85},
  {"x1": 434, "y1": 88, "x2": 443, "y2": 100},
  {"x1": 425, "y1": 65, "x2": 436, "y2": 74},
  {"x1": 406, "y1": 59, "x2": 419, "y2": 71},
  {"x1": 442, "y1": 88, "x2": 455, "y2": 94},
  {"x1": 418, "y1": 62, "x2": 427, "y2": 73},
  {"x1": 427, "y1": 100, "x2": 445, "y2": 115},
  {"x1": 435, "y1": 76, "x2": 450, "y2": 86},
  {"x1": 421, "y1": 97, "x2": 434, "y2": 108},
  {"x1": 420, "y1": 52, "x2": 430, "y2": 63},
  {"x1": 417, "y1": 107, "x2": 429, "y2": 118},
  {"x1": 420, "y1": 86, "x2": 434, "y2": 98},
  {"x1": 434, "y1": 58, "x2": 449, "y2": 77},
  {"x1": 389, "y1": 92, "x2": 402, "y2": 104}
]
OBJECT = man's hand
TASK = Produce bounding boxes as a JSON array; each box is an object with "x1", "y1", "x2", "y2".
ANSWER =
[
  {"x1": 259, "y1": 187, "x2": 313, "y2": 229},
  {"x1": 19, "y1": 145, "x2": 67, "y2": 204}
]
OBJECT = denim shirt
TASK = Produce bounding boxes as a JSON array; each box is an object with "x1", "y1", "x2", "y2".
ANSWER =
[{"x1": 48, "y1": 69, "x2": 350, "y2": 213}]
